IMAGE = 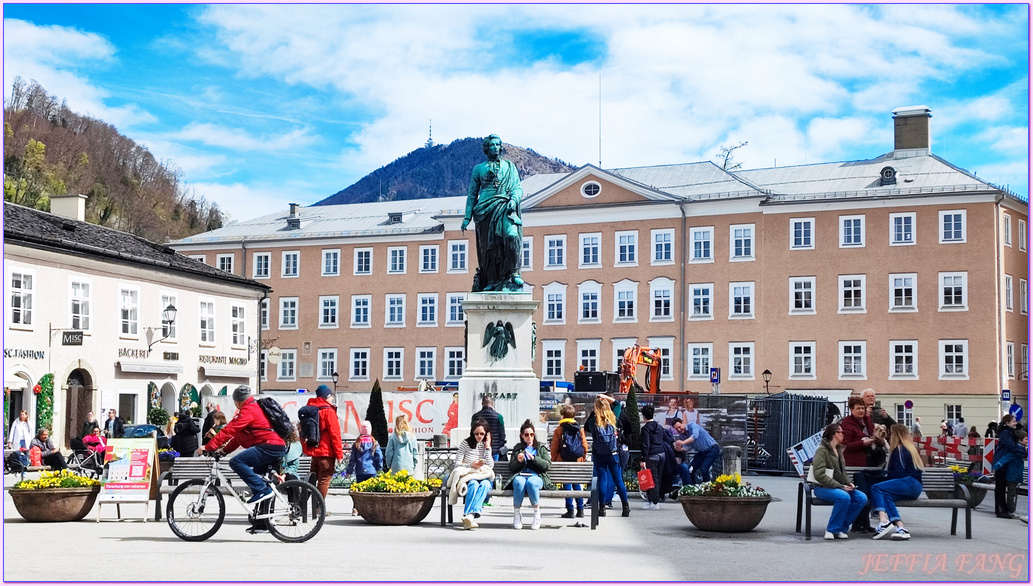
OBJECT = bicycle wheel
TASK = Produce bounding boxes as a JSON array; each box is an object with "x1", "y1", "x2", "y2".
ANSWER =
[
  {"x1": 263, "y1": 480, "x2": 325, "y2": 543},
  {"x1": 167, "y1": 479, "x2": 225, "y2": 541}
]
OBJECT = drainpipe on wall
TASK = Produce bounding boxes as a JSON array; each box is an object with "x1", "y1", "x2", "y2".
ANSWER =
[
  {"x1": 994, "y1": 193, "x2": 1005, "y2": 421},
  {"x1": 679, "y1": 201, "x2": 688, "y2": 389},
  {"x1": 257, "y1": 289, "x2": 268, "y2": 394}
]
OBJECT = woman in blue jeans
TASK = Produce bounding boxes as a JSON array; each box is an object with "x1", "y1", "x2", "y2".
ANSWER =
[
  {"x1": 591, "y1": 396, "x2": 631, "y2": 517},
  {"x1": 811, "y1": 422, "x2": 868, "y2": 540},
  {"x1": 871, "y1": 424, "x2": 923, "y2": 540},
  {"x1": 504, "y1": 420, "x2": 551, "y2": 530},
  {"x1": 454, "y1": 419, "x2": 494, "y2": 529}
]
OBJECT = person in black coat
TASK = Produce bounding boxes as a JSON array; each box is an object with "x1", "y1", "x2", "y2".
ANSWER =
[
  {"x1": 172, "y1": 410, "x2": 200, "y2": 457},
  {"x1": 201, "y1": 403, "x2": 220, "y2": 440},
  {"x1": 471, "y1": 395, "x2": 507, "y2": 461},
  {"x1": 639, "y1": 404, "x2": 674, "y2": 510}
]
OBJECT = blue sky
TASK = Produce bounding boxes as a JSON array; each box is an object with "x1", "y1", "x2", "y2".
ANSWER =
[{"x1": 3, "y1": 3, "x2": 1028, "y2": 222}]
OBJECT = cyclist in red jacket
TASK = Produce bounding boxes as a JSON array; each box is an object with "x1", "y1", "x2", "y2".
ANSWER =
[{"x1": 203, "y1": 385, "x2": 286, "y2": 503}]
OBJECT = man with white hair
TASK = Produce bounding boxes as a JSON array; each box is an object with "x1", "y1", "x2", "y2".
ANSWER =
[{"x1": 860, "y1": 388, "x2": 895, "y2": 427}]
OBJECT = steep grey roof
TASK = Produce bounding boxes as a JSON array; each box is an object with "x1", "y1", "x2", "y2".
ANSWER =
[
  {"x1": 610, "y1": 161, "x2": 768, "y2": 200},
  {"x1": 171, "y1": 196, "x2": 468, "y2": 245},
  {"x1": 4, "y1": 202, "x2": 269, "y2": 292}
]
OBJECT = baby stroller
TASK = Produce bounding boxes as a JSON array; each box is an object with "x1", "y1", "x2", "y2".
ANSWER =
[{"x1": 68, "y1": 437, "x2": 105, "y2": 478}]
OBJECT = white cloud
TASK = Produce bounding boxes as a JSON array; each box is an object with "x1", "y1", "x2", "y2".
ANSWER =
[
  {"x1": 169, "y1": 123, "x2": 317, "y2": 152},
  {"x1": 187, "y1": 182, "x2": 314, "y2": 223}
]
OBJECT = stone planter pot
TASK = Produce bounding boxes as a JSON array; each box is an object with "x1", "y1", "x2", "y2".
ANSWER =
[
  {"x1": 952, "y1": 482, "x2": 986, "y2": 507},
  {"x1": 9, "y1": 487, "x2": 101, "y2": 522},
  {"x1": 350, "y1": 491, "x2": 438, "y2": 525},
  {"x1": 677, "y1": 494, "x2": 772, "y2": 532}
]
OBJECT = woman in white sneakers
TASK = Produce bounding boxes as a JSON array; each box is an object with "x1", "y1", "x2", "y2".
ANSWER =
[
  {"x1": 870, "y1": 424, "x2": 924, "y2": 540},
  {"x1": 504, "y1": 419, "x2": 551, "y2": 530},
  {"x1": 450, "y1": 419, "x2": 495, "y2": 529}
]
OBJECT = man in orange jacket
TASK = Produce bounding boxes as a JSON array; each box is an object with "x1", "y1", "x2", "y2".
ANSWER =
[
  {"x1": 203, "y1": 385, "x2": 286, "y2": 503},
  {"x1": 302, "y1": 385, "x2": 343, "y2": 499}
]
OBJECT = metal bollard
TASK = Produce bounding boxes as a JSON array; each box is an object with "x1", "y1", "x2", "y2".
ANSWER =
[{"x1": 722, "y1": 445, "x2": 743, "y2": 476}]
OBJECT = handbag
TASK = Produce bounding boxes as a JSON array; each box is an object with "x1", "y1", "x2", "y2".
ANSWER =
[
  {"x1": 806, "y1": 465, "x2": 834, "y2": 484},
  {"x1": 637, "y1": 468, "x2": 655, "y2": 490}
]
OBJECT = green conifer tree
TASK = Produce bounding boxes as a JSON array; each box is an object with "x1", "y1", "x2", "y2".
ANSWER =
[
  {"x1": 624, "y1": 385, "x2": 642, "y2": 451},
  {"x1": 366, "y1": 379, "x2": 390, "y2": 449}
]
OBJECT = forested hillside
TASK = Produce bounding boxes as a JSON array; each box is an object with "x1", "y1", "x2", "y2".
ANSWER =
[
  {"x1": 316, "y1": 137, "x2": 576, "y2": 206},
  {"x1": 3, "y1": 78, "x2": 223, "y2": 243}
]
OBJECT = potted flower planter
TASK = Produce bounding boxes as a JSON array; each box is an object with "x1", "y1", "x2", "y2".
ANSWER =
[
  {"x1": 350, "y1": 491, "x2": 438, "y2": 525},
  {"x1": 9, "y1": 486, "x2": 101, "y2": 522},
  {"x1": 677, "y1": 494, "x2": 773, "y2": 532}
]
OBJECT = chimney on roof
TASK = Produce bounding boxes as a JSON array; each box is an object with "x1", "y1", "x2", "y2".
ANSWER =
[
  {"x1": 50, "y1": 193, "x2": 88, "y2": 222},
  {"x1": 892, "y1": 105, "x2": 932, "y2": 151},
  {"x1": 286, "y1": 203, "x2": 301, "y2": 230}
]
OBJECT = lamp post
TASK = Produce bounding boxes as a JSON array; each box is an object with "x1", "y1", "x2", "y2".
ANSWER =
[
  {"x1": 762, "y1": 369, "x2": 772, "y2": 395},
  {"x1": 331, "y1": 371, "x2": 339, "y2": 392},
  {"x1": 147, "y1": 304, "x2": 178, "y2": 352}
]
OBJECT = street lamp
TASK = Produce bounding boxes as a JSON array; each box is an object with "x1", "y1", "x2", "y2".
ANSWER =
[
  {"x1": 762, "y1": 369, "x2": 772, "y2": 395},
  {"x1": 147, "y1": 304, "x2": 178, "y2": 352},
  {"x1": 331, "y1": 371, "x2": 339, "y2": 392}
]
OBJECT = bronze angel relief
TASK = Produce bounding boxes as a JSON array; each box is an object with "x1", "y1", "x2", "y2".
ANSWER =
[{"x1": 483, "y1": 320, "x2": 516, "y2": 362}]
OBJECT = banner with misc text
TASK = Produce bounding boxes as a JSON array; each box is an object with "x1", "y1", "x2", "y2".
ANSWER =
[{"x1": 98, "y1": 438, "x2": 157, "y2": 502}]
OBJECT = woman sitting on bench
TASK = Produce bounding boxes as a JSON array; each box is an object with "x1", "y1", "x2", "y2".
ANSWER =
[
  {"x1": 30, "y1": 429, "x2": 67, "y2": 471},
  {"x1": 82, "y1": 426, "x2": 107, "y2": 455},
  {"x1": 453, "y1": 419, "x2": 494, "y2": 530},
  {"x1": 870, "y1": 424, "x2": 924, "y2": 540},
  {"x1": 811, "y1": 422, "x2": 868, "y2": 540},
  {"x1": 505, "y1": 419, "x2": 551, "y2": 530}
]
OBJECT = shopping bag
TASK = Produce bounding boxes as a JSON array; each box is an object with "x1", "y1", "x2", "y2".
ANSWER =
[{"x1": 637, "y1": 468, "x2": 655, "y2": 491}]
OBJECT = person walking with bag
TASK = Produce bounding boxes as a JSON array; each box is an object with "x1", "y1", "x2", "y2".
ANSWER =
[
  {"x1": 639, "y1": 404, "x2": 672, "y2": 510},
  {"x1": 301, "y1": 385, "x2": 343, "y2": 500},
  {"x1": 810, "y1": 423, "x2": 868, "y2": 540},
  {"x1": 505, "y1": 420, "x2": 551, "y2": 530},
  {"x1": 550, "y1": 404, "x2": 588, "y2": 518}
]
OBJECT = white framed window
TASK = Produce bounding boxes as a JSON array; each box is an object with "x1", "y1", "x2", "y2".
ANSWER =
[
  {"x1": 581, "y1": 181, "x2": 601, "y2": 198},
  {"x1": 446, "y1": 347, "x2": 465, "y2": 379},
  {"x1": 1019, "y1": 220, "x2": 1027, "y2": 252},
  {"x1": 217, "y1": 254, "x2": 234, "y2": 273},
  {"x1": 579, "y1": 281, "x2": 602, "y2": 323},
  {"x1": 611, "y1": 338, "x2": 637, "y2": 371},
  {"x1": 839, "y1": 275, "x2": 866, "y2": 313},
  {"x1": 259, "y1": 350, "x2": 267, "y2": 382},
  {"x1": 384, "y1": 348, "x2": 403, "y2": 380},
  {"x1": 652, "y1": 228, "x2": 674, "y2": 264},
  {"x1": 322, "y1": 249, "x2": 340, "y2": 276},
  {"x1": 615, "y1": 230, "x2": 638, "y2": 266},
  {"x1": 282, "y1": 251, "x2": 300, "y2": 277},
  {"x1": 1022, "y1": 344, "x2": 1028, "y2": 381},
  {"x1": 159, "y1": 293, "x2": 176, "y2": 339},
  {"x1": 939, "y1": 339, "x2": 968, "y2": 379},
  {"x1": 278, "y1": 349, "x2": 296, "y2": 381},
  {"x1": 521, "y1": 237, "x2": 533, "y2": 270},
  {"x1": 350, "y1": 348, "x2": 370, "y2": 381},
  {"x1": 260, "y1": 299, "x2": 269, "y2": 331},
  {"x1": 577, "y1": 339, "x2": 601, "y2": 371},
  {"x1": 1020, "y1": 279, "x2": 1028, "y2": 315},
  {"x1": 385, "y1": 294, "x2": 406, "y2": 326},
  {"x1": 318, "y1": 296, "x2": 339, "y2": 328},
  {"x1": 649, "y1": 277, "x2": 674, "y2": 321},
  {"x1": 889, "y1": 212, "x2": 916, "y2": 246},
  {"x1": 938, "y1": 272, "x2": 967, "y2": 311},
  {"x1": 418, "y1": 293, "x2": 438, "y2": 326},
  {"x1": 730, "y1": 224, "x2": 755, "y2": 260},
  {"x1": 890, "y1": 340, "x2": 918, "y2": 379},
  {"x1": 318, "y1": 349, "x2": 337, "y2": 381},
  {"x1": 199, "y1": 299, "x2": 215, "y2": 344},
  {"x1": 896, "y1": 405, "x2": 915, "y2": 428},
  {"x1": 388, "y1": 247, "x2": 407, "y2": 274},
  {"x1": 729, "y1": 342, "x2": 755, "y2": 379},
  {"x1": 839, "y1": 215, "x2": 865, "y2": 248},
  {"x1": 688, "y1": 343, "x2": 713, "y2": 380},
  {"x1": 650, "y1": 340, "x2": 674, "y2": 383},
  {"x1": 543, "y1": 340, "x2": 565, "y2": 380},
  {"x1": 231, "y1": 305, "x2": 246, "y2": 347},
  {"x1": 70, "y1": 279, "x2": 92, "y2": 331},
  {"x1": 1003, "y1": 213, "x2": 1012, "y2": 246},
  {"x1": 1005, "y1": 275, "x2": 1013, "y2": 312},
  {"x1": 789, "y1": 277, "x2": 815, "y2": 315},
  {"x1": 1006, "y1": 342, "x2": 1015, "y2": 379},
  {"x1": 790, "y1": 218, "x2": 814, "y2": 250},
  {"x1": 420, "y1": 245, "x2": 439, "y2": 273},
  {"x1": 579, "y1": 233, "x2": 601, "y2": 268},
  {"x1": 448, "y1": 241, "x2": 468, "y2": 272},
  {"x1": 253, "y1": 252, "x2": 271, "y2": 279},
  {"x1": 889, "y1": 273, "x2": 917, "y2": 312},
  {"x1": 690, "y1": 283, "x2": 713, "y2": 320},
  {"x1": 119, "y1": 287, "x2": 140, "y2": 337},
  {"x1": 546, "y1": 235, "x2": 566, "y2": 269},
  {"x1": 939, "y1": 210, "x2": 966, "y2": 243},
  {"x1": 447, "y1": 293, "x2": 466, "y2": 325},
  {"x1": 350, "y1": 295, "x2": 371, "y2": 328},
  {"x1": 690, "y1": 227, "x2": 714, "y2": 263},
  {"x1": 839, "y1": 341, "x2": 866, "y2": 379},
  {"x1": 789, "y1": 341, "x2": 816, "y2": 379},
  {"x1": 189, "y1": 254, "x2": 206, "y2": 264},
  {"x1": 279, "y1": 297, "x2": 299, "y2": 329},
  {"x1": 729, "y1": 281, "x2": 755, "y2": 319},
  {"x1": 416, "y1": 348, "x2": 436, "y2": 379},
  {"x1": 613, "y1": 280, "x2": 638, "y2": 322},
  {"x1": 354, "y1": 248, "x2": 372, "y2": 275},
  {"x1": 544, "y1": 283, "x2": 566, "y2": 324}
]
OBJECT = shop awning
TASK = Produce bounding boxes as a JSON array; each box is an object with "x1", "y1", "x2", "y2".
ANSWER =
[
  {"x1": 116, "y1": 361, "x2": 183, "y2": 375},
  {"x1": 199, "y1": 366, "x2": 252, "y2": 379}
]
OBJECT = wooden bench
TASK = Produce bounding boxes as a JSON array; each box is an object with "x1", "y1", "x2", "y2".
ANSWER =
[
  {"x1": 152, "y1": 456, "x2": 312, "y2": 521},
  {"x1": 797, "y1": 467, "x2": 973, "y2": 539},
  {"x1": 971, "y1": 466, "x2": 1029, "y2": 497},
  {"x1": 3, "y1": 449, "x2": 53, "y2": 477},
  {"x1": 439, "y1": 461, "x2": 599, "y2": 529}
]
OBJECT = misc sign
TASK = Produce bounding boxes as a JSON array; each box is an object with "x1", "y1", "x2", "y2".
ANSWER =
[
  {"x1": 118, "y1": 348, "x2": 149, "y2": 359},
  {"x1": 199, "y1": 354, "x2": 248, "y2": 365},
  {"x1": 3, "y1": 349, "x2": 45, "y2": 360},
  {"x1": 61, "y1": 331, "x2": 84, "y2": 345}
]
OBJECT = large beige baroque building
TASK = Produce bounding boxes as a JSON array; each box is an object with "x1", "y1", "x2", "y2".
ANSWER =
[{"x1": 169, "y1": 107, "x2": 1028, "y2": 428}]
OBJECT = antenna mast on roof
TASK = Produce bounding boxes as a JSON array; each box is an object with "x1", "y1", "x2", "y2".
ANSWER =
[
  {"x1": 598, "y1": 72, "x2": 602, "y2": 168},
  {"x1": 426, "y1": 119, "x2": 434, "y2": 148}
]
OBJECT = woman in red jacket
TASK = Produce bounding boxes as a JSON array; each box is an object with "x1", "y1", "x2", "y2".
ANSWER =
[
  {"x1": 839, "y1": 395, "x2": 885, "y2": 534},
  {"x1": 301, "y1": 385, "x2": 343, "y2": 499}
]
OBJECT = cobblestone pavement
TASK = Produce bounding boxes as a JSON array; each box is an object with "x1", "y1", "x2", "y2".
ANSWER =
[{"x1": 3, "y1": 473, "x2": 1028, "y2": 582}]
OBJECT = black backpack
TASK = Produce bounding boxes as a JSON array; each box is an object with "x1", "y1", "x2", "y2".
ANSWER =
[
  {"x1": 297, "y1": 405, "x2": 328, "y2": 448},
  {"x1": 594, "y1": 424, "x2": 619, "y2": 456},
  {"x1": 559, "y1": 424, "x2": 585, "y2": 461},
  {"x1": 255, "y1": 397, "x2": 293, "y2": 441}
]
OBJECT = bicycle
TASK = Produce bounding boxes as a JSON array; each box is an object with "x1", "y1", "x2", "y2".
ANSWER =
[{"x1": 165, "y1": 452, "x2": 325, "y2": 543}]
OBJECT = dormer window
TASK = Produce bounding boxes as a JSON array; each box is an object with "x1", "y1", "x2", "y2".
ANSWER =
[{"x1": 388, "y1": 212, "x2": 403, "y2": 224}]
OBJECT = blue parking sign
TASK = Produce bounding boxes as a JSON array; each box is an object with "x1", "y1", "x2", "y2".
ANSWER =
[
  {"x1": 710, "y1": 368, "x2": 720, "y2": 384},
  {"x1": 1002, "y1": 389, "x2": 1011, "y2": 402}
]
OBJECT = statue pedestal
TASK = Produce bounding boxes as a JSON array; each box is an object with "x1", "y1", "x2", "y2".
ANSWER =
[{"x1": 458, "y1": 293, "x2": 540, "y2": 444}]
